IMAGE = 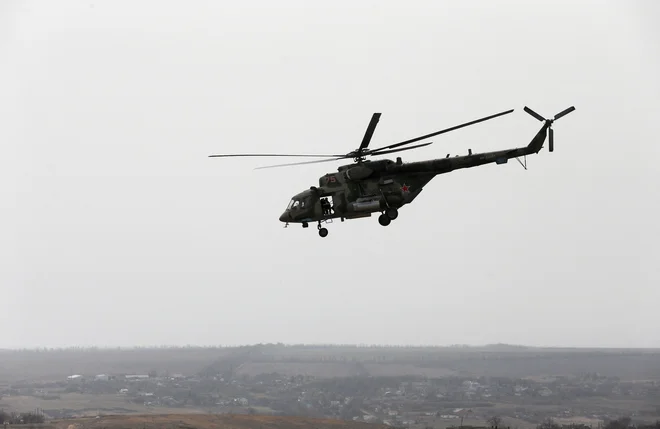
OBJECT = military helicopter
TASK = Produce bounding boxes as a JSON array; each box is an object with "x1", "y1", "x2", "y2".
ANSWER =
[{"x1": 209, "y1": 105, "x2": 575, "y2": 237}]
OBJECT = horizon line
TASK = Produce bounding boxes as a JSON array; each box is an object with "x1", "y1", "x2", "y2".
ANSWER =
[{"x1": 2, "y1": 342, "x2": 659, "y2": 352}]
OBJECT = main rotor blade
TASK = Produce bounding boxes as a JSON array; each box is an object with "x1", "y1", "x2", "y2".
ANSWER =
[
  {"x1": 554, "y1": 106, "x2": 575, "y2": 120},
  {"x1": 368, "y1": 141, "x2": 433, "y2": 156},
  {"x1": 254, "y1": 156, "x2": 348, "y2": 170},
  {"x1": 209, "y1": 153, "x2": 342, "y2": 158},
  {"x1": 369, "y1": 108, "x2": 514, "y2": 153},
  {"x1": 358, "y1": 113, "x2": 382, "y2": 151},
  {"x1": 523, "y1": 106, "x2": 545, "y2": 122}
]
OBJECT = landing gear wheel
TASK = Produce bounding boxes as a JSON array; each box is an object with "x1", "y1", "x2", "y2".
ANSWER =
[
  {"x1": 385, "y1": 207, "x2": 398, "y2": 220},
  {"x1": 318, "y1": 227, "x2": 328, "y2": 237},
  {"x1": 378, "y1": 214, "x2": 391, "y2": 226}
]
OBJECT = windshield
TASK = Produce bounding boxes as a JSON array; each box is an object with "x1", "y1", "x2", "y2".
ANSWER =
[{"x1": 286, "y1": 196, "x2": 311, "y2": 210}]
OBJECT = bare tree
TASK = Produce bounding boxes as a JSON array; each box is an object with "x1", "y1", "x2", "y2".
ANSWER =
[
  {"x1": 538, "y1": 418, "x2": 561, "y2": 429},
  {"x1": 488, "y1": 416, "x2": 503, "y2": 428}
]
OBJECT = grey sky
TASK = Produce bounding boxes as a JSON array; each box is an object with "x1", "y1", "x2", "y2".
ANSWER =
[{"x1": 2, "y1": 0, "x2": 659, "y2": 349}]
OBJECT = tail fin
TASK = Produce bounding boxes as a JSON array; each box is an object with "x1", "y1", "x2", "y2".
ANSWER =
[{"x1": 527, "y1": 122, "x2": 551, "y2": 153}]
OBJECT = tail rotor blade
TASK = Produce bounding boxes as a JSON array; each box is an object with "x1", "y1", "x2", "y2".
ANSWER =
[
  {"x1": 549, "y1": 128, "x2": 554, "y2": 152},
  {"x1": 554, "y1": 106, "x2": 575, "y2": 120},
  {"x1": 523, "y1": 106, "x2": 545, "y2": 122}
]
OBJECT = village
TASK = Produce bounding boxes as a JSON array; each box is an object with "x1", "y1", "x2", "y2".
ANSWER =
[{"x1": 3, "y1": 368, "x2": 658, "y2": 428}]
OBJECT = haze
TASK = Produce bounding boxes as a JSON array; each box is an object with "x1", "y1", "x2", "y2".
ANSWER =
[{"x1": 2, "y1": 0, "x2": 658, "y2": 350}]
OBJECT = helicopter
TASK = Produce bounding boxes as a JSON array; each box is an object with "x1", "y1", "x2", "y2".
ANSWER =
[{"x1": 209, "y1": 105, "x2": 575, "y2": 237}]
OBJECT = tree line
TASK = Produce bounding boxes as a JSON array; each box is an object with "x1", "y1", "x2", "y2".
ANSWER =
[
  {"x1": 0, "y1": 410, "x2": 45, "y2": 425},
  {"x1": 536, "y1": 417, "x2": 660, "y2": 429}
]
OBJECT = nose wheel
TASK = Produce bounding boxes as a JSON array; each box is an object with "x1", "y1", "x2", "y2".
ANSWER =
[{"x1": 317, "y1": 222, "x2": 328, "y2": 238}]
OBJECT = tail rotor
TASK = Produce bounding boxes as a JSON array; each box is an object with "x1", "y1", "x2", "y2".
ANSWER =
[{"x1": 524, "y1": 105, "x2": 575, "y2": 152}]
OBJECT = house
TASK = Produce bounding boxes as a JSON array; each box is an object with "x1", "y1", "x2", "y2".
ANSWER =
[
  {"x1": 125, "y1": 375, "x2": 149, "y2": 380},
  {"x1": 539, "y1": 387, "x2": 553, "y2": 397}
]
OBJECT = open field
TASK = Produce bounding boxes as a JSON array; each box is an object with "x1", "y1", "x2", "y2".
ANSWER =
[
  {"x1": 4, "y1": 345, "x2": 659, "y2": 383},
  {"x1": 0, "y1": 348, "x2": 232, "y2": 383},
  {"x1": 235, "y1": 362, "x2": 457, "y2": 379},
  {"x1": 0, "y1": 394, "x2": 204, "y2": 417},
  {"x1": 445, "y1": 352, "x2": 660, "y2": 380},
  {"x1": 408, "y1": 417, "x2": 534, "y2": 429},
  {"x1": 235, "y1": 362, "x2": 365, "y2": 378},
  {"x1": 362, "y1": 363, "x2": 455, "y2": 378},
  {"x1": 44, "y1": 414, "x2": 390, "y2": 429},
  {"x1": 238, "y1": 346, "x2": 660, "y2": 380}
]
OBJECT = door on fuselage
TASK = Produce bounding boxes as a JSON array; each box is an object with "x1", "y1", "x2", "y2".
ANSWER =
[{"x1": 319, "y1": 195, "x2": 335, "y2": 217}]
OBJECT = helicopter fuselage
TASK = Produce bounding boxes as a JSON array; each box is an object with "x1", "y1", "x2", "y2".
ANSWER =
[
  {"x1": 279, "y1": 120, "x2": 551, "y2": 228},
  {"x1": 208, "y1": 104, "x2": 574, "y2": 238}
]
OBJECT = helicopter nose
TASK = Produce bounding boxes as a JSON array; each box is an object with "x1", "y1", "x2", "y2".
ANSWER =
[{"x1": 279, "y1": 211, "x2": 289, "y2": 222}]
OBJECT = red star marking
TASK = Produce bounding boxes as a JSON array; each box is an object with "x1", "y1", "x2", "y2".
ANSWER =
[{"x1": 401, "y1": 184, "x2": 410, "y2": 193}]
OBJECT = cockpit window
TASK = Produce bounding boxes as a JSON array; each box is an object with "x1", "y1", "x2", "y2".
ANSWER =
[{"x1": 287, "y1": 196, "x2": 311, "y2": 210}]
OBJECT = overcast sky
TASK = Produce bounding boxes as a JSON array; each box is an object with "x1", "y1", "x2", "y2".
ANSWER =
[{"x1": 2, "y1": 0, "x2": 658, "y2": 349}]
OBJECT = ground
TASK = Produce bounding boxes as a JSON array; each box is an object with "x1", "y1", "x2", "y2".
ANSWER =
[
  {"x1": 44, "y1": 414, "x2": 389, "y2": 429},
  {"x1": 2, "y1": 346, "x2": 658, "y2": 428},
  {"x1": 0, "y1": 393, "x2": 200, "y2": 417}
]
